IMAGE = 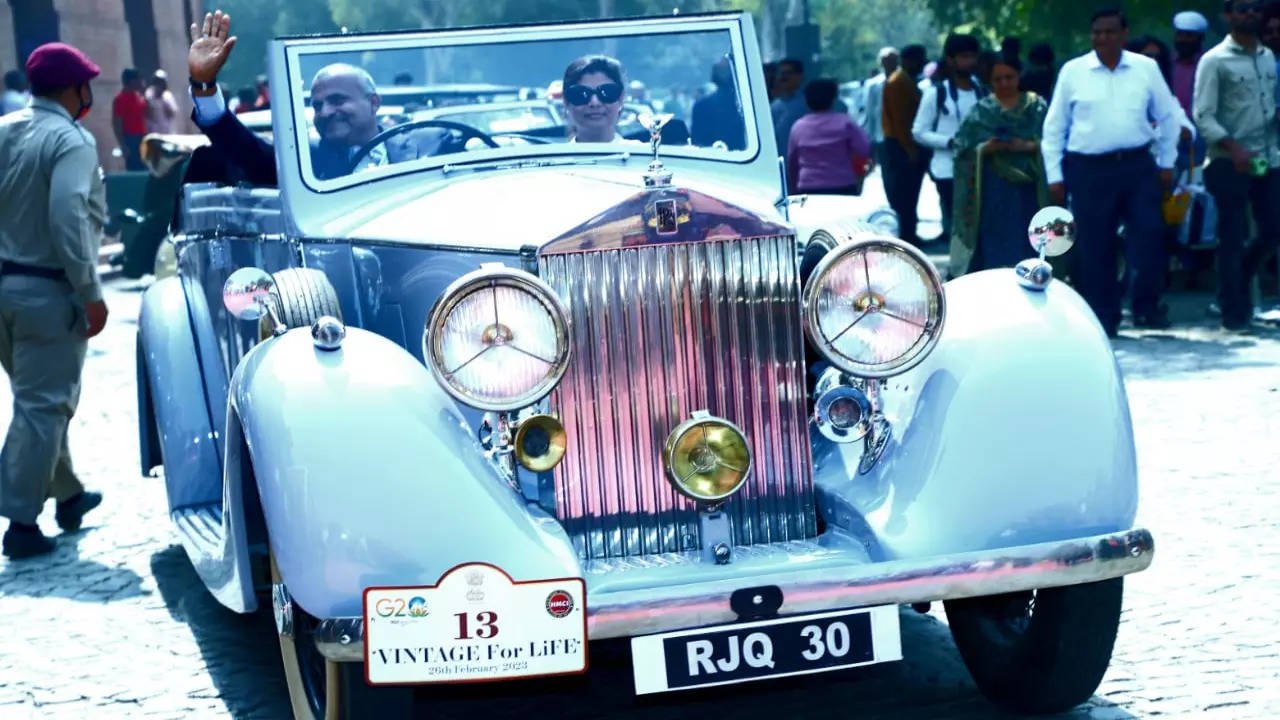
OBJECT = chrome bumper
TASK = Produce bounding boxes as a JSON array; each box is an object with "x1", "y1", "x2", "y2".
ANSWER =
[{"x1": 314, "y1": 528, "x2": 1152, "y2": 662}]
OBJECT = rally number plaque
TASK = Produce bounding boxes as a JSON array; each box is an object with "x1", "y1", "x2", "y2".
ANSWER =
[{"x1": 363, "y1": 563, "x2": 587, "y2": 685}]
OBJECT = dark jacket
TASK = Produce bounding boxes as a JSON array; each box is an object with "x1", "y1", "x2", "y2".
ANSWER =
[{"x1": 191, "y1": 109, "x2": 450, "y2": 187}]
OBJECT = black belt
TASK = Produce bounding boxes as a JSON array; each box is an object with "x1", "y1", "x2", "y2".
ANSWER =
[
  {"x1": 1067, "y1": 146, "x2": 1151, "y2": 162},
  {"x1": 0, "y1": 261, "x2": 67, "y2": 281}
]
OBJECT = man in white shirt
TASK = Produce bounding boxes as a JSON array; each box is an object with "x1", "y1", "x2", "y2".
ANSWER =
[
  {"x1": 913, "y1": 34, "x2": 983, "y2": 244},
  {"x1": 1, "y1": 70, "x2": 30, "y2": 115},
  {"x1": 1042, "y1": 8, "x2": 1182, "y2": 336},
  {"x1": 860, "y1": 47, "x2": 898, "y2": 166}
]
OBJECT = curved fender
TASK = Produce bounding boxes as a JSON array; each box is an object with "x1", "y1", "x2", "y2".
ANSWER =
[
  {"x1": 814, "y1": 270, "x2": 1138, "y2": 560},
  {"x1": 138, "y1": 277, "x2": 222, "y2": 510},
  {"x1": 231, "y1": 327, "x2": 581, "y2": 619}
]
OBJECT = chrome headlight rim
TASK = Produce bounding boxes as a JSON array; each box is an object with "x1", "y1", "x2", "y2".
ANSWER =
[
  {"x1": 802, "y1": 236, "x2": 945, "y2": 379},
  {"x1": 422, "y1": 265, "x2": 571, "y2": 412}
]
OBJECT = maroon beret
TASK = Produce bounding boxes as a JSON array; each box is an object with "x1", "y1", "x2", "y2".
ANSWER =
[{"x1": 25, "y1": 42, "x2": 101, "y2": 88}]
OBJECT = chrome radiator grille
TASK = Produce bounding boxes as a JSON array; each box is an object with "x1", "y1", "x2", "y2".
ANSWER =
[{"x1": 539, "y1": 235, "x2": 816, "y2": 560}]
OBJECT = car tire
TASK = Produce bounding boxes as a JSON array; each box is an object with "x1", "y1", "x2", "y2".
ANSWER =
[
  {"x1": 259, "y1": 267, "x2": 343, "y2": 340},
  {"x1": 273, "y1": 555, "x2": 411, "y2": 719},
  {"x1": 943, "y1": 577, "x2": 1123, "y2": 714}
]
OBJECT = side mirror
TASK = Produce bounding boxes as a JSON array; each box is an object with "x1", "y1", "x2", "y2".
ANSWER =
[
  {"x1": 222, "y1": 267, "x2": 276, "y2": 321},
  {"x1": 1016, "y1": 206, "x2": 1075, "y2": 291},
  {"x1": 1027, "y1": 206, "x2": 1075, "y2": 258}
]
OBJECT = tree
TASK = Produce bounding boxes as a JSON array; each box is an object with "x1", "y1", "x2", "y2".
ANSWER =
[{"x1": 923, "y1": 0, "x2": 1225, "y2": 66}]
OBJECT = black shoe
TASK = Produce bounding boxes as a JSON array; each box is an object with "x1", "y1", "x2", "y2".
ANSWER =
[
  {"x1": 55, "y1": 491, "x2": 102, "y2": 532},
  {"x1": 3, "y1": 524, "x2": 55, "y2": 559}
]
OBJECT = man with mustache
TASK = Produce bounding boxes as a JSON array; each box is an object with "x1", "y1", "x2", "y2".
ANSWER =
[{"x1": 187, "y1": 10, "x2": 449, "y2": 185}]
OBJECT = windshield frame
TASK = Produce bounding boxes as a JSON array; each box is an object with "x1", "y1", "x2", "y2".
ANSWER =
[{"x1": 280, "y1": 14, "x2": 761, "y2": 194}]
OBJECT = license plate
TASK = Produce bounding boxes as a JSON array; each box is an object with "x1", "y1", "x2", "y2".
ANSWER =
[
  {"x1": 363, "y1": 563, "x2": 587, "y2": 686},
  {"x1": 630, "y1": 606, "x2": 901, "y2": 694}
]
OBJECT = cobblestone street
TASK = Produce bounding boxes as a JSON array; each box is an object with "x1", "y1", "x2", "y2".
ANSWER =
[{"x1": 1, "y1": 276, "x2": 1278, "y2": 719}]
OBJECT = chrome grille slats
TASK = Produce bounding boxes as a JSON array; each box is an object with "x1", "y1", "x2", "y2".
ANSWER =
[{"x1": 542, "y1": 235, "x2": 815, "y2": 560}]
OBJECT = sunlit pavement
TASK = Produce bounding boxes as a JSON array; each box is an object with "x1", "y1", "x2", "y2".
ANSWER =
[{"x1": 1, "y1": 251, "x2": 1278, "y2": 717}]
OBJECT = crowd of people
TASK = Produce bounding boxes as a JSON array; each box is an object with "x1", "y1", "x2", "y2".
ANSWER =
[{"x1": 772, "y1": 3, "x2": 1280, "y2": 337}]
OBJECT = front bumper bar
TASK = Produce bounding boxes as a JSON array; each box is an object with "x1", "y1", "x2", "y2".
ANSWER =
[{"x1": 313, "y1": 527, "x2": 1153, "y2": 662}]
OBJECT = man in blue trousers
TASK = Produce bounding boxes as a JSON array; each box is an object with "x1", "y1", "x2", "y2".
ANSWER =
[{"x1": 1042, "y1": 8, "x2": 1183, "y2": 336}]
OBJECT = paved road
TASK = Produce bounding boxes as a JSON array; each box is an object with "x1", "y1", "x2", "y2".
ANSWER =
[{"x1": 1, "y1": 276, "x2": 1278, "y2": 719}]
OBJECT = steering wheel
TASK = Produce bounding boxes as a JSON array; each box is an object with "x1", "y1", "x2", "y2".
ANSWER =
[{"x1": 346, "y1": 119, "x2": 500, "y2": 173}]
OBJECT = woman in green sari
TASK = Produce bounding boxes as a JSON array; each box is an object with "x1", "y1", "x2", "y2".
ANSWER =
[{"x1": 950, "y1": 56, "x2": 1050, "y2": 276}]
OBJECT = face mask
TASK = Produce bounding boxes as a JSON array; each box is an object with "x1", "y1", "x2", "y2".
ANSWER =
[{"x1": 75, "y1": 84, "x2": 93, "y2": 120}]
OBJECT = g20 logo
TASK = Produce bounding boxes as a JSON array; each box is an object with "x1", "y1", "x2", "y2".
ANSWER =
[{"x1": 375, "y1": 596, "x2": 428, "y2": 618}]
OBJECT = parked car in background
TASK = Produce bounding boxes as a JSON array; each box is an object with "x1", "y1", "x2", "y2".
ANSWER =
[{"x1": 136, "y1": 12, "x2": 1152, "y2": 719}]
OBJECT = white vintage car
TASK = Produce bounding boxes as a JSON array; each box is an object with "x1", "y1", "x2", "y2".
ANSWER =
[{"x1": 136, "y1": 11, "x2": 1151, "y2": 719}]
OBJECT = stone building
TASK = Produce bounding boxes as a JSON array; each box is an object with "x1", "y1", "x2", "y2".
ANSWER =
[{"x1": 1, "y1": 0, "x2": 202, "y2": 170}]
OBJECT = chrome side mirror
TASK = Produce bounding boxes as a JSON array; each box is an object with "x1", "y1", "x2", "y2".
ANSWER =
[
  {"x1": 1016, "y1": 206, "x2": 1075, "y2": 290},
  {"x1": 223, "y1": 267, "x2": 285, "y2": 336}
]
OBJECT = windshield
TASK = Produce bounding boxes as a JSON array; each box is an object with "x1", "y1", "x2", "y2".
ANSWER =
[{"x1": 285, "y1": 23, "x2": 756, "y2": 188}]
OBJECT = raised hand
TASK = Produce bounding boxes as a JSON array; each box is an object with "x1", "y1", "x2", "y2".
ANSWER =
[{"x1": 189, "y1": 10, "x2": 237, "y2": 93}]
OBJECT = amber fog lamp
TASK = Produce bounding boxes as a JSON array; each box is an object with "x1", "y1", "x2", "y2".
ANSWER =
[
  {"x1": 514, "y1": 414, "x2": 567, "y2": 472},
  {"x1": 663, "y1": 411, "x2": 752, "y2": 503}
]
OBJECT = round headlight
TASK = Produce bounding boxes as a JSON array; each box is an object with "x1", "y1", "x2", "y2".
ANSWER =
[
  {"x1": 663, "y1": 412, "x2": 752, "y2": 504},
  {"x1": 802, "y1": 237, "x2": 944, "y2": 378},
  {"x1": 423, "y1": 265, "x2": 570, "y2": 411}
]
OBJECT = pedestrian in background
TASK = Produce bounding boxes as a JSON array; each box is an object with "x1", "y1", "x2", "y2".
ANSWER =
[
  {"x1": 144, "y1": 69, "x2": 178, "y2": 135},
  {"x1": 860, "y1": 47, "x2": 898, "y2": 167},
  {"x1": 1195, "y1": 0, "x2": 1280, "y2": 331},
  {"x1": 0, "y1": 42, "x2": 108, "y2": 559},
  {"x1": 881, "y1": 44, "x2": 929, "y2": 246},
  {"x1": 951, "y1": 54, "x2": 1050, "y2": 275},
  {"x1": 1021, "y1": 43, "x2": 1057, "y2": 98},
  {"x1": 913, "y1": 33, "x2": 984, "y2": 244},
  {"x1": 111, "y1": 68, "x2": 147, "y2": 170},
  {"x1": 692, "y1": 57, "x2": 747, "y2": 150},
  {"x1": 1172, "y1": 11, "x2": 1211, "y2": 176},
  {"x1": 787, "y1": 78, "x2": 870, "y2": 195},
  {"x1": 2, "y1": 70, "x2": 29, "y2": 115},
  {"x1": 1042, "y1": 8, "x2": 1182, "y2": 336},
  {"x1": 771, "y1": 59, "x2": 807, "y2": 157},
  {"x1": 763, "y1": 61, "x2": 779, "y2": 102},
  {"x1": 1262, "y1": 5, "x2": 1280, "y2": 101}
]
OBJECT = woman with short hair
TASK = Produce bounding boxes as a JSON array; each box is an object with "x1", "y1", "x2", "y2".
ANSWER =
[
  {"x1": 785, "y1": 78, "x2": 871, "y2": 195},
  {"x1": 562, "y1": 55, "x2": 626, "y2": 143}
]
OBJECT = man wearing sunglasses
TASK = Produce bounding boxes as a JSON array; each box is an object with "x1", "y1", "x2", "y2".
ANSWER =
[
  {"x1": 187, "y1": 10, "x2": 449, "y2": 184},
  {"x1": 1194, "y1": 0, "x2": 1280, "y2": 331},
  {"x1": 561, "y1": 55, "x2": 627, "y2": 143}
]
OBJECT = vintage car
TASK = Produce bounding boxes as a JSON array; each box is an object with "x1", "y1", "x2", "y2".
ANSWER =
[{"x1": 136, "y1": 11, "x2": 1152, "y2": 719}]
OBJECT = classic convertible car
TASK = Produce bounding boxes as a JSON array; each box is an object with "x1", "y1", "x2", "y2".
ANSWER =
[{"x1": 136, "y1": 12, "x2": 1152, "y2": 719}]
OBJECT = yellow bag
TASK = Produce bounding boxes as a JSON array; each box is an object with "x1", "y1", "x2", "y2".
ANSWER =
[{"x1": 1161, "y1": 144, "x2": 1195, "y2": 226}]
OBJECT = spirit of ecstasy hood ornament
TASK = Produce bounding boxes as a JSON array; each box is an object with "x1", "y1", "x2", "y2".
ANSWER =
[{"x1": 640, "y1": 113, "x2": 674, "y2": 188}]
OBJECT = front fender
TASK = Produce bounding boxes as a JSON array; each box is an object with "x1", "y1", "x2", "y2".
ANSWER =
[
  {"x1": 814, "y1": 270, "x2": 1138, "y2": 560},
  {"x1": 231, "y1": 326, "x2": 581, "y2": 619},
  {"x1": 137, "y1": 276, "x2": 222, "y2": 510}
]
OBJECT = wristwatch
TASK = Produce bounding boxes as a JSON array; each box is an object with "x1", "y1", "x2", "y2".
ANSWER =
[{"x1": 189, "y1": 77, "x2": 218, "y2": 93}]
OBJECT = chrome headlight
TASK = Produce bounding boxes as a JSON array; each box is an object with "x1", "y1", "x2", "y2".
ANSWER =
[
  {"x1": 423, "y1": 265, "x2": 570, "y2": 411},
  {"x1": 867, "y1": 209, "x2": 899, "y2": 238},
  {"x1": 802, "y1": 237, "x2": 944, "y2": 378}
]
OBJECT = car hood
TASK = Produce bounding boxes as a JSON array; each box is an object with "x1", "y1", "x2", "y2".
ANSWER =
[{"x1": 325, "y1": 166, "x2": 788, "y2": 252}]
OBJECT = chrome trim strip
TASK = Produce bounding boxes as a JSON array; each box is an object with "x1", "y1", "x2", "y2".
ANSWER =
[
  {"x1": 586, "y1": 528, "x2": 1154, "y2": 640},
  {"x1": 540, "y1": 235, "x2": 815, "y2": 560},
  {"x1": 312, "y1": 528, "x2": 1153, "y2": 662}
]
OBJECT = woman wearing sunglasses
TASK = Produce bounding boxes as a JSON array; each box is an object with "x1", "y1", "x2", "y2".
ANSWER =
[{"x1": 562, "y1": 55, "x2": 627, "y2": 143}]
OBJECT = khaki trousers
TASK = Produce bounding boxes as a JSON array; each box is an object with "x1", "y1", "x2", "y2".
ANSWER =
[{"x1": 0, "y1": 275, "x2": 87, "y2": 525}]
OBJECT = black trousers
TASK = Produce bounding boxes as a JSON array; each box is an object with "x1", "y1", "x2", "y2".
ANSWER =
[
  {"x1": 1204, "y1": 160, "x2": 1280, "y2": 326},
  {"x1": 1064, "y1": 149, "x2": 1165, "y2": 334},
  {"x1": 882, "y1": 138, "x2": 927, "y2": 244},
  {"x1": 934, "y1": 177, "x2": 954, "y2": 242}
]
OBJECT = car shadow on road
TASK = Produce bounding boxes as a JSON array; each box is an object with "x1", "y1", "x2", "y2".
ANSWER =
[
  {"x1": 150, "y1": 544, "x2": 292, "y2": 719},
  {"x1": 411, "y1": 607, "x2": 1138, "y2": 720},
  {"x1": 0, "y1": 529, "x2": 144, "y2": 602}
]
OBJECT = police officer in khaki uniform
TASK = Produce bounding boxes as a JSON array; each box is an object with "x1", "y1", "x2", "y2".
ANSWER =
[{"x1": 0, "y1": 43, "x2": 109, "y2": 559}]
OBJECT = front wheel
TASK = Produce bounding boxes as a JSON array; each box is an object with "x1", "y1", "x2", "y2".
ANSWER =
[{"x1": 944, "y1": 577, "x2": 1123, "y2": 714}]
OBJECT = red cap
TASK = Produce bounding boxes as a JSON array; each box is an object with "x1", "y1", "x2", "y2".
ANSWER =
[{"x1": 25, "y1": 42, "x2": 101, "y2": 89}]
